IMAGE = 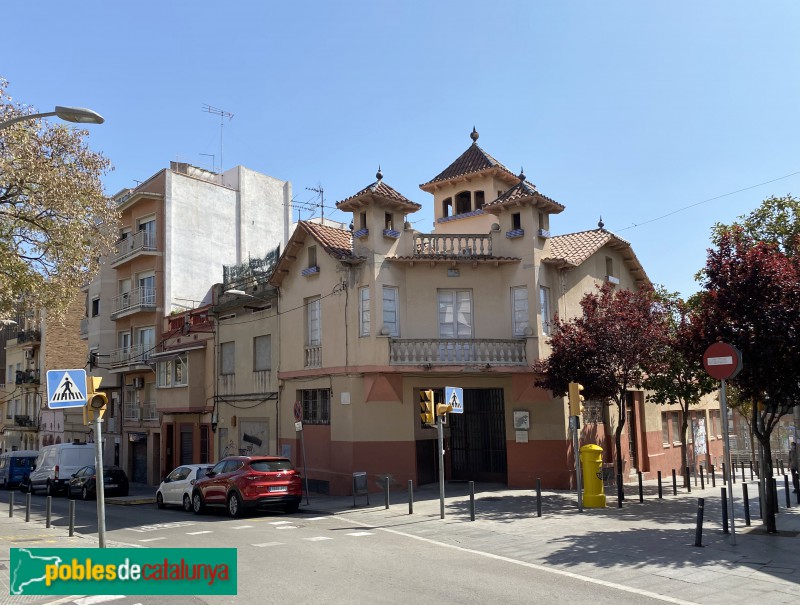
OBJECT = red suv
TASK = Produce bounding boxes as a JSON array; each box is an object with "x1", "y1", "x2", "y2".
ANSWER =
[{"x1": 191, "y1": 456, "x2": 303, "y2": 517}]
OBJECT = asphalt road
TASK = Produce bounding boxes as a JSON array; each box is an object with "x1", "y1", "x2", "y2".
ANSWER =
[{"x1": 0, "y1": 490, "x2": 677, "y2": 605}]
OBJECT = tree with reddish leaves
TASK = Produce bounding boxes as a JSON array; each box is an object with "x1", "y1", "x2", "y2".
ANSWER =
[
  {"x1": 695, "y1": 226, "x2": 800, "y2": 534},
  {"x1": 532, "y1": 283, "x2": 667, "y2": 488}
]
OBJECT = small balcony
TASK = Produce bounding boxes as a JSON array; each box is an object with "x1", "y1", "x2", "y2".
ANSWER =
[
  {"x1": 110, "y1": 345, "x2": 152, "y2": 370},
  {"x1": 16, "y1": 330, "x2": 41, "y2": 345},
  {"x1": 304, "y1": 345, "x2": 321, "y2": 369},
  {"x1": 110, "y1": 230, "x2": 157, "y2": 267},
  {"x1": 15, "y1": 369, "x2": 40, "y2": 385},
  {"x1": 14, "y1": 415, "x2": 36, "y2": 428},
  {"x1": 142, "y1": 401, "x2": 158, "y2": 421},
  {"x1": 413, "y1": 233, "x2": 493, "y2": 258},
  {"x1": 110, "y1": 287, "x2": 157, "y2": 319},
  {"x1": 389, "y1": 338, "x2": 527, "y2": 366},
  {"x1": 124, "y1": 403, "x2": 141, "y2": 421}
]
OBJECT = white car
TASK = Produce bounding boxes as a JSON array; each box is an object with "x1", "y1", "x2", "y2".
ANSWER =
[{"x1": 156, "y1": 464, "x2": 213, "y2": 512}]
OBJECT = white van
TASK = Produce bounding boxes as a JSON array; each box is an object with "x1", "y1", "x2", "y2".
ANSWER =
[{"x1": 27, "y1": 443, "x2": 96, "y2": 496}]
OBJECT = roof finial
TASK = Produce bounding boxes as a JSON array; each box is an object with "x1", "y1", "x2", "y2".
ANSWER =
[
  {"x1": 470, "y1": 126, "x2": 479, "y2": 143},
  {"x1": 376, "y1": 165, "x2": 383, "y2": 182},
  {"x1": 598, "y1": 216, "x2": 605, "y2": 230},
  {"x1": 519, "y1": 166, "x2": 526, "y2": 182}
]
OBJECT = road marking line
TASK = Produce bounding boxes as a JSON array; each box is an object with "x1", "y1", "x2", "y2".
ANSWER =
[
  {"x1": 139, "y1": 537, "x2": 166, "y2": 542},
  {"x1": 75, "y1": 597, "x2": 127, "y2": 605},
  {"x1": 345, "y1": 531, "x2": 374, "y2": 537},
  {"x1": 269, "y1": 521, "x2": 292, "y2": 525},
  {"x1": 304, "y1": 516, "x2": 327, "y2": 521},
  {"x1": 345, "y1": 518, "x2": 699, "y2": 605},
  {"x1": 253, "y1": 542, "x2": 284, "y2": 547},
  {"x1": 186, "y1": 530, "x2": 213, "y2": 535},
  {"x1": 232, "y1": 525, "x2": 254, "y2": 529},
  {"x1": 304, "y1": 536, "x2": 333, "y2": 541},
  {"x1": 275, "y1": 526, "x2": 297, "y2": 530}
]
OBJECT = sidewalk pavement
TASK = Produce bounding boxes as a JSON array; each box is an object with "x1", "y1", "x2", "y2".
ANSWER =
[{"x1": 0, "y1": 478, "x2": 796, "y2": 604}]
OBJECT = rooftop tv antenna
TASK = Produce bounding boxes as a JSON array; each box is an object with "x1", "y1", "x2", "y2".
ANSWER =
[
  {"x1": 203, "y1": 104, "x2": 233, "y2": 173},
  {"x1": 306, "y1": 185, "x2": 324, "y2": 225}
]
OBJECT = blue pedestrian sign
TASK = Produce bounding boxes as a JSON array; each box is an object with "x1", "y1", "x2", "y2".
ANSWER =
[
  {"x1": 47, "y1": 369, "x2": 88, "y2": 409},
  {"x1": 445, "y1": 386, "x2": 464, "y2": 414}
]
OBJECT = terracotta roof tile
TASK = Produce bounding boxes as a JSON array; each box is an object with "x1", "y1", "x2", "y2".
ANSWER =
[
  {"x1": 301, "y1": 221, "x2": 354, "y2": 259},
  {"x1": 544, "y1": 229, "x2": 648, "y2": 284},
  {"x1": 337, "y1": 179, "x2": 421, "y2": 212},
  {"x1": 483, "y1": 179, "x2": 565, "y2": 214},
  {"x1": 420, "y1": 143, "x2": 517, "y2": 188}
]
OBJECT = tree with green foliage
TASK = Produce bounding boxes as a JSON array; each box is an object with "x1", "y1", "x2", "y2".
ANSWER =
[
  {"x1": 0, "y1": 77, "x2": 117, "y2": 321},
  {"x1": 642, "y1": 289, "x2": 716, "y2": 486},
  {"x1": 533, "y1": 283, "x2": 667, "y2": 486}
]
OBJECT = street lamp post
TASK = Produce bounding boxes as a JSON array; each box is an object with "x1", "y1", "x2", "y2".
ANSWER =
[{"x1": 0, "y1": 106, "x2": 104, "y2": 130}]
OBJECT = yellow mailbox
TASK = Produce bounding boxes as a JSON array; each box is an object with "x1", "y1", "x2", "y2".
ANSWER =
[{"x1": 580, "y1": 444, "x2": 606, "y2": 508}]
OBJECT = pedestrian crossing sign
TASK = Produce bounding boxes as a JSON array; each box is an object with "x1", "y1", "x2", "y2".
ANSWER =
[
  {"x1": 445, "y1": 386, "x2": 464, "y2": 414},
  {"x1": 46, "y1": 369, "x2": 88, "y2": 408}
]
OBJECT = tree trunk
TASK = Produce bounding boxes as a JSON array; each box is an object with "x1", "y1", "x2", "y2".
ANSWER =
[
  {"x1": 680, "y1": 405, "x2": 690, "y2": 488},
  {"x1": 615, "y1": 400, "x2": 625, "y2": 482},
  {"x1": 752, "y1": 403, "x2": 777, "y2": 534}
]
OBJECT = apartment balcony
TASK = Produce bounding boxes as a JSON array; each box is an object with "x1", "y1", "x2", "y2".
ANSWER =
[
  {"x1": 15, "y1": 369, "x2": 40, "y2": 385},
  {"x1": 109, "y1": 230, "x2": 157, "y2": 267},
  {"x1": 304, "y1": 346, "x2": 321, "y2": 369},
  {"x1": 124, "y1": 403, "x2": 141, "y2": 421},
  {"x1": 110, "y1": 287, "x2": 157, "y2": 320},
  {"x1": 16, "y1": 330, "x2": 41, "y2": 345},
  {"x1": 389, "y1": 338, "x2": 527, "y2": 366},
  {"x1": 109, "y1": 345, "x2": 153, "y2": 372},
  {"x1": 79, "y1": 318, "x2": 88, "y2": 339},
  {"x1": 142, "y1": 401, "x2": 158, "y2": 421},
  {"x1": 14, "y1": 415, "x2": 37, "y2": 428}
]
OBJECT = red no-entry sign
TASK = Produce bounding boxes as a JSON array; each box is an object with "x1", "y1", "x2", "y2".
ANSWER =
[{"x1": 703, "y1": 342, "x2": 742, "y2": 380}]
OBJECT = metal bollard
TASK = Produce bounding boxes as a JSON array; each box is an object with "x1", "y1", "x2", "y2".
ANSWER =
[
  {"x1": 657, "y1": 470, "x2": 663, "y2": 499},
  {"x1": 779, "y1": 460, "x2": 784, "y2": 475},
  {"x1": 672, "y1": 469, "x2": 677, "y2": 496},
  {"x1": 741, "y1": 462, "x2": 745, "y2": 483},
  {"x1": 772, "y1": 478, "x2": 779, "y2": 514},
  {"x1": 721, "y1": 487, "x2": 729, "y2": 534},
  {"x1": 700, "y1": 466, "x2": 705, "y2": 490},
  {"x1": 384, "y1": 476, "x2": 390, "y2": 510},
  {"x1": 617, "y1": 474, "x2": 623, "y2": 508},
  {"x1": 694, "y1": 498, "x2": 705, "y2": 547},
  {"x1": 408, "y1": 480, "x2": 413, "y2": 515},
  {"x1": 731, "y1": 461, "x2": 736, "y2": 484},
  {"x1": 722, "y1": 462, "x2": 727, "y2": 483},
  {"x1": 69, "y1": 500, "x2": 76, "y2": 537},
  {"x1": 8, "y1": 491, "x2": 13, "y2": 518},
  {"x1": 685, "y1": 467, "x2": 691, "y2": 492},
  {"x1": 536, "y1": 478, "x2": 542, "y2": 518},
  {"x1": 742, "y1": 483, "x2": 751, "y2": 526},
  {"x1": 711, "y1": 465, "x2": 716, "y2": 488},
  {"x1": 749, "y1": 461, "x2": 754, "y2": 481},
  {"x1": 46, "y1": 496, "x2": 52, "y2": 529},
  {"x1": 784, "y1": 475, "x2": 791, "y2": 509},
  {"x1": 638, "y1": 471, "x2": 643, "y2": 503},
  {"x1": 469, "y1": 481, "x2": 475, "y2": 522},
  {"x1": 25, "y1": 493, "x2": 31, "y2": 522}
]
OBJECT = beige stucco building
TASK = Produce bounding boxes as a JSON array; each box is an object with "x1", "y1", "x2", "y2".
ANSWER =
[{"x1": 267, "y1": 129, "x2": 723, "y2": 495}]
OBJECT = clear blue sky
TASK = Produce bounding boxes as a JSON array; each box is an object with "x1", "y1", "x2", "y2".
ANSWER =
[{"x1": 5, "y1": 1, "x2": 800, "y2": 298}]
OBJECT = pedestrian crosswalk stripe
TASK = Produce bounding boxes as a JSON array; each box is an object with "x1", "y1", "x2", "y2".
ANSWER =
[
  {"x1": 275, "y1": 525, "x2": 298, "y2": 530},
  {"x1": 253, "y1": 542, "x2": 284, "y2": 547},
  {"x1": 269, "y1": 521, "x2": 292, "y2": 525},
  {"x1": 304, "y1": 537, "x2": 333, "y2": 541},
  {"x1": 232, "y1": 525, "x2": 253, "y2": 529},
  {"x1": 186, "y1": 530, "x2": 213, "y2": 535},
  {"x1": 304, "y1": 516, "x2": 326, "y2": 521},
  {"x1": 346, "y1": 532, "x2": 374, "y2": 537},
  {"x1": 139, "y1": 537, "x2": 165, "y2": 542}
]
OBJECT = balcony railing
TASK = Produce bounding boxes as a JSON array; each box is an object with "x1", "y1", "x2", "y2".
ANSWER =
[
  {"x1": 413, "y1": 234, "x2": 493, "y2": 258},
  {"x1": 16, "y1": 330, "x2": 41, "y2": 344},
  {"x1": 304, "y1": 345, "x2": 321, "y2": 369},
  {"x1": 110, "y1": 344, "x2": 152, "y2": 368},
  {"x1": 389, "y1": 338, "x2": 527, "y2": 366},
  {"x1": 124, "y1": 403, "x2": 141, "y2": 421},
  {"x1": 110, "y1": 230, "x2": 156, "y2": 265},
  {"x1": 15, "y1": 370, "x2": 40, "y2": 385},
  {"x1": 110, "y1": 287, "x2": 156, "y2": 318},
  {"x1": 142, "y1": 401, "x2": 158, "y2": 421},
  {"x1": 14, "y1": 415, "x2": 35, "y2": 427}
]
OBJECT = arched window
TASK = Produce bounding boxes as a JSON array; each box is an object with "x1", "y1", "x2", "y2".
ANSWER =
[
  {"x1": 442, "y1": 197, "x2": 452, "y2": 218},
  {"x1": 55, "y1": 436, "x2": 61, "y2": 444},
  {"x1": 455, "y1": 191, "x2": 471, "y2": 215}
]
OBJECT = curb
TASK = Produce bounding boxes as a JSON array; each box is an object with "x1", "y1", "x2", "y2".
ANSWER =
[{"x1": 106, "y1": 498, "x2": 155, "y2": 506}]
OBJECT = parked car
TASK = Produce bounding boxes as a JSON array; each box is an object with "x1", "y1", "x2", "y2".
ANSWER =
[
  {"x1": 0, "y1": 450, "x2": 39, "y2": 489},
  {"x1": 156, "y1": 464, "x2": 213, "y2": 512},
  {"x1": 191, "y1": 456, "x2": 302, "y2": 518},
  {"x1": 27, "y1": 443, "x2": 96, "y2": 496},
  {"x1": 67, "y1": 465, "x2": 129, "y2": 500}
]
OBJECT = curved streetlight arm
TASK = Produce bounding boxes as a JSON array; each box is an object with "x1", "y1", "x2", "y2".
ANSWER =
[{"x1": 0, "y1": 106, "x2": 104, "y2": 131}]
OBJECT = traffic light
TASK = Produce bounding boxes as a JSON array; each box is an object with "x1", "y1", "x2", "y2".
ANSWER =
[
  {"x1": 419, "y1": 389, "x2": 435, "y2": 426},
  {"x1": 436, "y1": 402, "x2": 453, "y2": 416},
  {"x1": 568, "y1": 382, "x2": 585, "y2": 417},
  {"x1": 83, "y1": 376, "x2": 109, "y2": 425}
]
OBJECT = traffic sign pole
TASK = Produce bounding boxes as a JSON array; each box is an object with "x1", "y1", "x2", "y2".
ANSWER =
[
  {"x1": 720, "y1": 379, "x2": 736, "y2": 544},
  {"x1": 94, "y1": 416, "x2": 107, "y2": 548},
  {"x1": 437, "y1": 415, "x2": 445, "y2": 519}
]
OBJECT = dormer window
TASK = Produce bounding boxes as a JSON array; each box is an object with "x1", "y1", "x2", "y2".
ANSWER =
[
  {"x1": 455, "y1": 191, "x2": 471, "y2": 215},
  {"x1": 475, "y1": 191, "x2": 485, "y2": 209},
  {"x1": 442, "y1": 197, "x2": 452, "y2": 218}
]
